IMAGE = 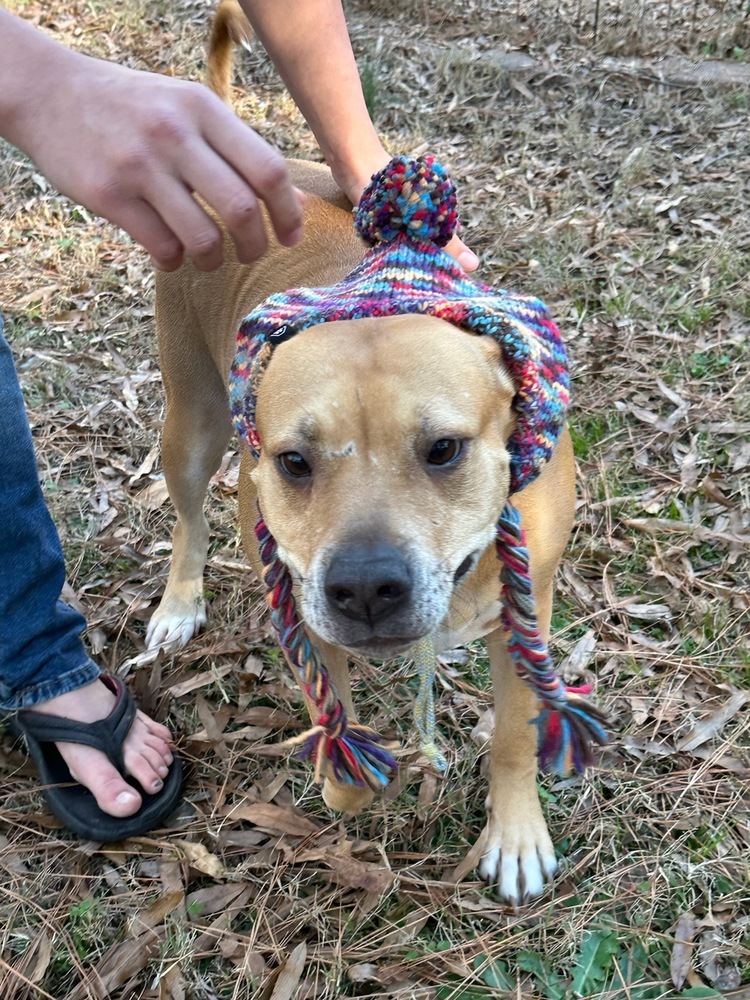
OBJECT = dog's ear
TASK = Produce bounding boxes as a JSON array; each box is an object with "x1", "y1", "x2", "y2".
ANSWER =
[{"x1": 472, "y1": 333, "x2": 516, "y2": 399}]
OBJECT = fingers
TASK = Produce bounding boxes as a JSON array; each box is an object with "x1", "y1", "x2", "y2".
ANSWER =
[
  {"x1": 58, "y1": 72, "x2": 303, "y2": 271},
  {"x1": 444, "y1": 233, "x2": 479, "y2": 273},
  {"x1": 129, "y1": 172, "x2": 230, "y2": 273},
  {"x1": 202, "y1": 102, "x2": 304, "y2": 255},
  {"x1": 134, "y1": 86, "x2": 302, "y2": 268},
  {"x1": 104, "y1": 197, "x2": 186, "y2": 272},
  {"x1": 179, "y1": 143, "x2": 270, "y2": 267}
]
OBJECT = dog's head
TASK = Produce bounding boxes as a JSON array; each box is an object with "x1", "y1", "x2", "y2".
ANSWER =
[
  {"x1": 230, "y1": 155, "x2": 569, "y2": 659},
  {"x1": 250, "y1": 312, "x2": 515, "y2": 656}
]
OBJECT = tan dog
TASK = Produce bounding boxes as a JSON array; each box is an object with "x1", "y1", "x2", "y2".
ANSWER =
[{"x1": 148, "y1": 1, "x2": 577, "y2": 903}]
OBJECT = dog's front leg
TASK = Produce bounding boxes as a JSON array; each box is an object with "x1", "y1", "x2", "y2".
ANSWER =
[
  {"x1": 478, "y1": 622, "x2": 558, "y2": 904},
  {"x1": 146, "y1": 370, "x2": 233, "y2": 652}
]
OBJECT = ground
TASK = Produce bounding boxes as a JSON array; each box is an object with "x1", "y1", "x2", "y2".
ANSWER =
[{"x1": 0, "y1": 1, "x2": 748, "y2": 998}]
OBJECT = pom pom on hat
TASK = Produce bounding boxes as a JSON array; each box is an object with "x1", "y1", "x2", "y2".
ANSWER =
[{"x1": 355, "y1": 155, "x2": 458, "y2": 248}]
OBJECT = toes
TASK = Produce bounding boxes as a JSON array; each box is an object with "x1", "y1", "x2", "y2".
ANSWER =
[
  {"x1": 123, "y1": 720, "x2": 175, "y2": 792},
  {"x1": 135, "y1": 710, "x2": 174, "y2": 746},
  {"x1": 99, "y1": 775, "x2": 144, "y2": 816},
  {"x1": 145, "y1": 602, "x2": 207, "y2": 651},
  {"x1": 67, "y1": 751, "x2": 143, "y2": 817},
  {"x1": 478, "y1": 836, "x2": 558, "y2": 904},
  {"x1": 48, "y1": 683, "x2": 178, "y2": 824},
  {"x1": 123, "y1": 748, "x2": 168, "y2": 795},
  {"x1": 141, "y1": 735, "x2": 173, "y2": 770}
]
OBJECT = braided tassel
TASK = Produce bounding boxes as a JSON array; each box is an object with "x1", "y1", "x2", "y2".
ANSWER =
[
  {"x1": 495, "y1": 502, "x2": 608, "y2": 774},
  {"x1": 254, "y1": 515, "x2": 398, "y2": 790}
]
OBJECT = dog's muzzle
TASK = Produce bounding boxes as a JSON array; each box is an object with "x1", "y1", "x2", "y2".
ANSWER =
[
  {"x1": 301, "y1": 534, "x2": 457, "y2": 657},
  {"x1": 324, "y1": 541, "x2": 413, "y2": 626}
]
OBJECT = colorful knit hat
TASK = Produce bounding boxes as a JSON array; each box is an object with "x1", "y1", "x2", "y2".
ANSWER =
[{"x1": 230, "y1": 156, "x2": 607, "y2": 790}]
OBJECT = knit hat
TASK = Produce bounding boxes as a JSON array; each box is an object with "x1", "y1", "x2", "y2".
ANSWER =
[{"x1": 230, "y1": 156, "x2": 607, "y2": 790}]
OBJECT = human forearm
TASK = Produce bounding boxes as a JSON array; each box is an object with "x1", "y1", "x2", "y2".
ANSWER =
[
  {"x1": 0, "y1": 9, "x2": 77, "y2": 153},
  {"x1": 239, "y1": 0, "x2": 478, "y2": 270},
  {"x1": 239, "y1": 0, "x2": 388, "y2": 204}
]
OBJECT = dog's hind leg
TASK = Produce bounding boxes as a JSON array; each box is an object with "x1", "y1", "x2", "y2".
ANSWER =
[{"x1": 146, "y1": 338, "x2": 233, "y2": 653}]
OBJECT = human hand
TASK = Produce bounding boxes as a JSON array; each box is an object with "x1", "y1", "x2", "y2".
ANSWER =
[
  {"x1": 443, "y1": 233, "x2": 479, "y2": 274},
  {"x1": 4, "y1": 25, "x2": 302, "y2": 271}
]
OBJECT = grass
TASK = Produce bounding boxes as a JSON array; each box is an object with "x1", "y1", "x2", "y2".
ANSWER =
[{"x1": 1, "y1": 0, "x2": 749, "y2": 997}]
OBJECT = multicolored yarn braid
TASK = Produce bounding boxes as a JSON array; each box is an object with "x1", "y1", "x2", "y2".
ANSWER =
[
  {"x1": 496, "y1": 503, "x2": 608, "y2": 772},
  {"x1": 229, "y1": 155, "x2": 607, "y2": 788},
  {"x1": 254, "y1": 518, "x2": 397, "y2": 788}
]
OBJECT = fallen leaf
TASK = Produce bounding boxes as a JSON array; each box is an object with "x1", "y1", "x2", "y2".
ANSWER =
[
  {"x1": 126, "y1": 889, "x2": 184, "y2": 936},
  {"x1": 348, "y1": 963, "x2": 379, "y2": 983},
  {"x1": 323, "y1": 851, "x2": 395, "y2": 894},
  {"x1": 699, "y1": 928, "x2": 743, "y2": 990},
  {"x1": 136, "y1": 477, "x2": 170, "y2": 511},
  {"x1": 186, "y1": 882, "x2": 250, "y2": 920},
  {"x1": 227, "y1": 802, "x2": 321, "y2": 837},
  {"x1": 670, "y1": 911, "x2": 696, "y2": 989},
  {"x1": 167, "y1": 664, "x2": 234, "y2": 698},
  {"x1": 24, "y1": 930, "x2": 53, "y2": 986},
  {"x1": 158, "y1": 964, "x2": 186, "y2": 1000},
  {"x1": 13, "y1": 284, "x2": 59, "y2": 307},
  {"x1": 0, "y1": 833, "x2": 29, "y2": 875},
  {"x1": 189, "y1": 723, "x2": 272, "y2": 743},
  {"x1": 676, "y1": 691, "x2": 749, "y2": 751},
  {"x1": 621, "y1": 602, "x2": 672, "y2": 621},
  {"x1": 68, "y1": 928, "x2": 165, "y2": 1000},
  {"x1": 270, "y1": 941, "x2": 307, "y2": 1000},
  {"x1": 128, "y1": 444, "x2": 160, "y2": 483},
  {"x1": 417, "y1": 770, "x2": 438, "y2": 819},
  {"x1": 559, "y1": 629, "x2": 597, "y2": 678},
  {"x1": 628, "y1": 696, "x2": 650, "y2": 726},
  {"x1": 173, "y1": 840, "x2": 226, "y2": 878}
]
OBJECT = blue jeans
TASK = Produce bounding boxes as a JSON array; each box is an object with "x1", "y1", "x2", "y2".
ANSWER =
[{"x1": 0, "y1": 318, "x2": 100, "y2": 711}]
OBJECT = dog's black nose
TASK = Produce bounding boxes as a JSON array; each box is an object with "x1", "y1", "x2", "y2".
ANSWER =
[{"x1": 324, "y1": 542, "x2": 413, "y2": 624}]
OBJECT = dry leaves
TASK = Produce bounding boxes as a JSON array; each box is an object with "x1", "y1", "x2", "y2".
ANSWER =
[{"x1": 0, "y1": 0, "x2": 748, "y2": 996}]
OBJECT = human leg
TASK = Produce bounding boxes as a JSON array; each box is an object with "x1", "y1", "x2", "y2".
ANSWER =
[{"x1": 0, "y1": 319, "x2": 180, "y2": 834}]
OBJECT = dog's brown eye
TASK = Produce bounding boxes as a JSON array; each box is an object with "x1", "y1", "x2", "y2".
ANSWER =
[
  {"x1": 278, "y1": 452, "x2": 311, "y2": 478},
  {"x1": 427, "y1": 438, "x2": 462, "y2": 466}
]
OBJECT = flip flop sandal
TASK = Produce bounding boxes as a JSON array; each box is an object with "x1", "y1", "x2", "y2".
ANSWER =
[{"x1": 8, "y1": 674, "x2": 183, "y2": 841}]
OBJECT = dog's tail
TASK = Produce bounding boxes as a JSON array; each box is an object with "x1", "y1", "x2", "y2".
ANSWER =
[{"x1": 207, "y1": 0, "x2": 253, "y2": 102}]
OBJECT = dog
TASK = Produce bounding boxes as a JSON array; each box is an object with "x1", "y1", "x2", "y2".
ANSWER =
[{"x1": 145, "y1": 0, "x2": 598, "y2": 904}]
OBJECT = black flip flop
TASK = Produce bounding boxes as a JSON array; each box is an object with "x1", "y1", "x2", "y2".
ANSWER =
[{"x1": 8, "y1": 674, "x2": 183, "y2": 841}]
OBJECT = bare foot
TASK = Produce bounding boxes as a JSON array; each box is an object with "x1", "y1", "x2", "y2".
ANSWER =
[{"x1": 33, "y1": 678, "x2": 174, "y2": 818}]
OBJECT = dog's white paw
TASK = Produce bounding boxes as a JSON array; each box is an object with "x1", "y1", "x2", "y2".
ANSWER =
[
  {"x1": 145, "y1": 597, "x2": 207, "y2": 652},
  {"x1": 478, "y1": 810, "x2": 558, "y2": 904}
]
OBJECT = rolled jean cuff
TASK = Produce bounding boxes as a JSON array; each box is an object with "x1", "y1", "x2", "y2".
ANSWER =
[{"x1": 0, "y1": 657, "x2": 102, "y2": 713}]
